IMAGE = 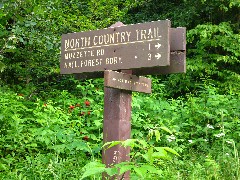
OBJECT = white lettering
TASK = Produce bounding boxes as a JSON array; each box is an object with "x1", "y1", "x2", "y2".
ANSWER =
[
  {"x1": 104, "y1": 34, "x2": 110, "y2": 44},
  {"x1": 65, "y1": 40, "x2": 69, "y2": 50},
  {"x1": 93, "y1": 36, "x2": 98, "y2": 45},
  {"x1": 65, "y1": 53, "x2": 68, "y2": 59},
  {"x1": 75, "y1": 39, "x2": 80, "y2": 48},
  {"x1": 136, "y1": 30, "x2": 140, "y2": 40},
  {"x1": 97, "y1": 49, "x2": 104, "y2": 56},
  {"x1": 109, "y1": 33, "x2": 114, "y2": 44},
  {"x1": 120, "y1": 32, "x2": 125, "y2": 42},
  {"x1": 70, "y1": 39, "x2": 75, "y2": 49},
  {"x1": 147, "y1": 28, "x2": 153, "y2": 39},
  {"x1": 126, "y1": 31, "x2": 131, "y2": 41},
  {"x1": 80, "y1": 58, "x2": 103, "y2": 67},
  {"x1": 115, "y1": 32, "x2": 120, "y2": 43},
  {"x1": 85, "y1": 37, "x2": 91, "y2": 46},
  {"x1": 106, "y1": 57, "x2": 120, "y2": 64},
  {"x1": 99, "y1": 35, "x2": 103, "y2": 45},
  {"x1": 141, "y1": 30, "x2": 147, "y2": 40}
]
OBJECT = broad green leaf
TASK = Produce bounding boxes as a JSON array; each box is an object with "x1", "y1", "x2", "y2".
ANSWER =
[
  {"x1": 80, "y1": 161, "x2": 106, "y2": 180},
  {"x1": 140, "y1": 164, "x2": 159, "y2": 174},
  {"x1": 119, "y1": 164, "x2": 134, "y2": 175},
  {"x1": 152, "y1": 152, "x2": 170, "y2": 160},
  {"x1": 0, "y1": 163, "x2": 8, "y2": 171},
  {"x1": 26, "y1": 143, "x2": 38, "y2": 147},
  {"x1": 137, "y1": 139, "x2": 148, "y2": 148},
  {"x1": 102, "y1": 141, "x2": 121, "y2": 149},
  {"x1": 133, "y1": 166, "x2": 145, "y2": 178},
  {"x1": 114, "y1": 161, "x2": 133, "y2": 168},
  {"x1": 105, "y1": 167, "x2": 118, "y2": 176},
  {"x1": 142, "y1": 154, "x2": 148, "y2": 162},
  {"x1": 122, "y1": 139, "x2": 138, "y2": 148},
  {"x1": 80, "y1": 167, "x2": 106, "y2": 180},
  {"x1": 147, "y1": 147, "x2": 154, "y2": 165},
  {"x1": 154, "y1": 130, "x2": 161, "y2": 142},
  {"x1": 0, "y1": 115, "x2": 4, "y2": 120},
  {"x1": 154, "y1": 147, "x2": 169, "y2": 158},
  {"x1": 94, "y1": 119, "x2": 102, "y2": 127},
  {"x1": 160, "y1": 126, "x2": 172, "y2": 134},
  {"x1": 162, "y1": 147, "x2": 180, "y2": 157}
]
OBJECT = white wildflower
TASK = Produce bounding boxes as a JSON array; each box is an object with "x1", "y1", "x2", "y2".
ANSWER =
[
  {"x1": 169, "y1": 135, "x2": 176, "y2": 140},
  {"x1": 226, "y1": 140, "x2": 233, "y2": 144},
  {"x1": 226, "y1": 153, "x2": 229, "y2": 156},
  {"x1": 167, "y1": 135, "x2": 176, "y2": 142},
  {"x1": 8, "y1": 35, "x2": 16, "y2": 40},
  {"x1": 188, "y1": 140, "x2": 193, "y2": 143},
  {"x1": 207, "y1": 124, "x2": 214, "y2": 129},
  {"x1": 215, "y1": 133, "x2": 225, "y2": 138}
]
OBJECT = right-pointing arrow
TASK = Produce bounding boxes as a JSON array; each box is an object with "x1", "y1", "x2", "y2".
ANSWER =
[
  {"x1": 155, "y1": 43, "x2": 162, "y2": 49},
  {"x1": 155, "y1": 53, "x2": 161, "y2": 59}
]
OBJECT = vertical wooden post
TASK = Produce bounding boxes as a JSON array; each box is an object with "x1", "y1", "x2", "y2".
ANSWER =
[
  {"x1": 102, "y1": 67, "x2": 132, "y2": 179},
  {"x1": 102, "y1": 84, "x2": 132, "y2": 179}
]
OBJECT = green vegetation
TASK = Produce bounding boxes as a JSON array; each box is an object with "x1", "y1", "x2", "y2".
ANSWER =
[{"x1": 0, "y1": 0, "x2": 239, "y2": 179}]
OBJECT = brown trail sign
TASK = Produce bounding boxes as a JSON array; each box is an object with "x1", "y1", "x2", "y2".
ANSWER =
[
  {"x1": 61, "y1": 20, "x2": 170, "y2": 74},
  {"x1": 60, "y1": 21, "x2": 186, "y2": 180},
  {"x1": 74, "y1": 27, "x2": 186, "y2": 79}
]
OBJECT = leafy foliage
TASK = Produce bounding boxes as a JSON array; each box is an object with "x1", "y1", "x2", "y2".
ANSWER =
[
  {"x1": 0, "y1": 86, "x2": 103, "y2": 179},
  {"x1": 83, "y1": 135, "x2": 179, "y2": 179}
]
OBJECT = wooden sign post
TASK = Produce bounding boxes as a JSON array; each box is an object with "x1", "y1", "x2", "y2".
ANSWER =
[
  {"x1": 102, "y1": 22, "x2": 131, "y2": 180},
  {"x1": 103, "y1": 70, "x2": 132, "y2": 179},
  {"x1": 60, "y1": 20, "x2": 186, "y2": 179}
]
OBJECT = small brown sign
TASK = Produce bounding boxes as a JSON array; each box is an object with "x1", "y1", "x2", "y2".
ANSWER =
[
  {"x1": 104, "y1": 70, "x2": 151, "y2": 93},
  {"x1": 60, "y1": 20, "x2": 170, "y2": 74}
]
